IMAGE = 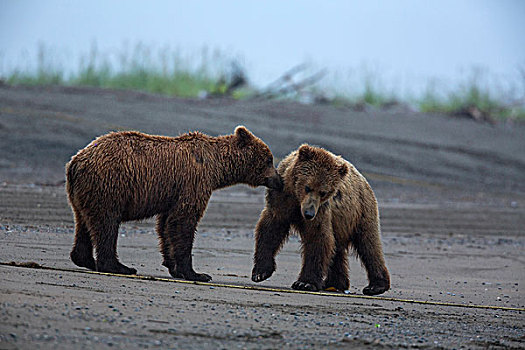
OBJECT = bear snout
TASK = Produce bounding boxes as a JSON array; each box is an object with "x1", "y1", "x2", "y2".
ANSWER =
[
  {"x1": 303, "y1": 206, "x2": 316, "y2": 220},
  {"x1": 264, "y1": 172, "x2": 284, "y2": 191},
  {"x1": 301, "y1": 194, "x2": 319, "y2": 220}
]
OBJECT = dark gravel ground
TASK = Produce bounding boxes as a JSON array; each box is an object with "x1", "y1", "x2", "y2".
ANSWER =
[
  {"x1": 1, "y1": 85, "x2": 524, "y2": 194},
  {"x1": 0, "y1": 85, "x2": 524, "y2": 349}
]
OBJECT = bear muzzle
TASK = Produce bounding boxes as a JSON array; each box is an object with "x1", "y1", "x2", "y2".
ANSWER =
[
  {"x1": 264, "y1": 172, "x2": 284, "y2": 191},
  {"x1": 301, "y1": 194, "x2": 320, "y2": 220},
  {"x1": 303, "y1": 205, "x2": 317, "y2": 220}
]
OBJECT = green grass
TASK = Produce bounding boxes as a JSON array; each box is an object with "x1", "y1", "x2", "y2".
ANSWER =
[
  {"x1": 74, "y1": 68, "x2": 220, "y2": 98},
  {"x1": 324, "y1": 70, "x2": 525, "y2": 122},
  {"x1": 418, "y1": 75, "x2": 525, "y2": 122},
  {"x1": 359, "y1": 76, "x2": 399, "y2": 107},
  {"x1": 6, "y1": 46, "x2": 65, "y2": 86},
  {"x1": 4, "y1": 44, "x2": 234, "y2": 98}
]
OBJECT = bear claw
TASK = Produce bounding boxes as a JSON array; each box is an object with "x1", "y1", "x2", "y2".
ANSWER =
[
  {"x1": 292, "y1": 280, "x2": 320, "y2": 291},
  {"x1": 252, "y1": 271, "x2": 273, "y2": 283}
]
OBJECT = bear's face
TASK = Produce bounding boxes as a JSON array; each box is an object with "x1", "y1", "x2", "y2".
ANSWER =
[
  {"x1": 292, "y1": 145, "x2": 348, "y2": 221},
  {"x1": 234, "y1": 126, "x2": 283, "y2": 190}
]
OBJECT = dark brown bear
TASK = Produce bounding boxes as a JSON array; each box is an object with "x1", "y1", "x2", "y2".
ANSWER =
[
  {"x1": 251, "y1": 144, "x2": 390, "y2": 295},
  {"x1": 66, "y1": 126, "x2": 282, "y2": 282}
]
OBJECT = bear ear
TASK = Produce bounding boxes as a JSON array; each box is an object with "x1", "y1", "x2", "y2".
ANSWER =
[
  {"x1": 338, "y1": 162, "x2": 349, "y2": 178},
  {"x1": 298, "y1": 144, "x2": 315, "y2": 162},
  {"x1": 234, "y1": 125, "x2": 254, "y2": 147}
]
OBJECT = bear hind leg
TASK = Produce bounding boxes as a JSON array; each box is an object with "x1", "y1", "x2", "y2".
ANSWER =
[
  {"x1": 87, "y1": 216, "x2": 137, "y2": 275},
  {"x1": 70, "y1": 210, "x2": 96, "y2": 271},
  {"x1": 156, "y1": 213, "x2": 173, "y2": 269},
  {"x1": 352, "y1": 222, "x2": 390, "y2": 296}
]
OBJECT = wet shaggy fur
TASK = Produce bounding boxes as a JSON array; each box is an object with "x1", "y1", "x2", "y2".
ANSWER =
[
  {"x1": 66, "y1": 126, "x2": 282, "y2": 282},
  {"x1": 252, "y1": 144, "x2": 390, "y2": 295}
]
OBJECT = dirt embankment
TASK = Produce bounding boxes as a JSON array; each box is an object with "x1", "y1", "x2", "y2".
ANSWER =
[{"x1": 1, "y1": 85, "x2": 524, "y2": 195}]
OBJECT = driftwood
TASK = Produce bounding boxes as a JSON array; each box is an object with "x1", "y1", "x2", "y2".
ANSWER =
[
  {"x1": 452, "y1": 106, "x2": 496, "y2": 124},
  {"x1": 252, "y1": 64, "x2": 327, "y2": 100}
]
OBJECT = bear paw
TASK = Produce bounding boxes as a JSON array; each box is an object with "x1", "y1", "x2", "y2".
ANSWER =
[
  {"x1": 70, "y1": 250, "x2": 96, "y2": 271},
  {"x1": 363, "y1": 283, "x2": 389, "y2": 296},
  {"x1": 96, "y1": 261, "x2": 137, "y2": 275},
  {"x1": 188, "y1": 272, "x2": 212, "y2": 282},
  {"x1": 161, "y1": 259, "x2": 174, "y2": 270},
  {"x1": 292, "y1": 280, "x2": 320, "y2": 292},
  {"x1": 251, "y1": 264, "x2": 275, "y2": 282},
  {"x1": 323, "y1": 278, "x2": 349, "y2": 292},
  {"x1": 169, "y1": 268, "x2": 212, "y2": 282}
]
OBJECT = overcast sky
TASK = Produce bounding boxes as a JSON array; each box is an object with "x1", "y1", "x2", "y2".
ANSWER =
[{"x1": 1, "y1": 0, "x2": 524, "y2": 96}]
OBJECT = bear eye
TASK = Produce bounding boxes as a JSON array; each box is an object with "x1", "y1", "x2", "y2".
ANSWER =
[
  {"x1": 319, "y1": 191, "x2": 327, "y2": 197},
  {"x1": 305, "y1": 186, "x2": 311, "y2": 193},
  {"x1": 267, "y1": 157, "x2": 274, "y2": 166}
]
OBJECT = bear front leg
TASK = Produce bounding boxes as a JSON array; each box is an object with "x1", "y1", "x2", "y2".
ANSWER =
[
  {"x1": 323, "y1": 247, "x2": 350, "y2": 292},
  {"x1": 86, "y1": 213, "x2": 137, "y2": 275},
  {"x1": 352, "y1": 221, "x2": 390, "y2": 296},
  {"x1": 252, "y1": 207, "x2": 291, "y2": 282},
  {"x1": 164, "y1": 205, "x2": 211, "y2": 282},
  {"x1": 293, "y1": 221, "x2": 335, "y2": 292}
]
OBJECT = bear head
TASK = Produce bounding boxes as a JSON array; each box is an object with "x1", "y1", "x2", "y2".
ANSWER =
[
  {"x1": 291, "y1": 144, "x2": 349, "y2": 220},
  {"x1": 233, "y1": 126, "x2": 283, "y2": 191}
]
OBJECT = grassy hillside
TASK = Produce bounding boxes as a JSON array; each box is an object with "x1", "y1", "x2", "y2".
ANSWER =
[{"x1": 3, "y1": 44, "x2": 524, "y2": 122}]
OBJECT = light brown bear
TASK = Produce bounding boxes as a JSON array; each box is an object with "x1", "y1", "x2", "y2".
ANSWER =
[
  {"x1": 251, "y1": 144, "x2": 390, "y2": 295},
  {"x1": 66, "y1": 126, "x2": 282, "y2": 282}
]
